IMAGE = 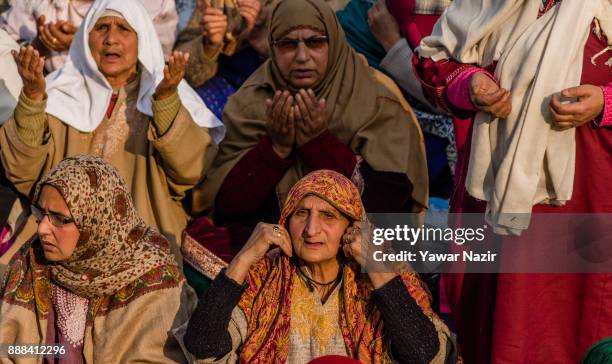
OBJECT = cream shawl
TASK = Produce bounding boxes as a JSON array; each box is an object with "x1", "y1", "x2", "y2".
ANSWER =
[{"x1": 419, "y1": 0, "x2": 612, "y2": 234}]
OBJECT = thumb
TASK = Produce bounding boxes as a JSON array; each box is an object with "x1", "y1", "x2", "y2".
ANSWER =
[
  {"x1": 62, "y1": 22, "x2": 77, "y2": 33},
  {"x1": 37, "y1": 15, "x2": 46, "y2": 26},
  {"x1": 561, "y1": 86, "x2": 587, "y2": 98}
]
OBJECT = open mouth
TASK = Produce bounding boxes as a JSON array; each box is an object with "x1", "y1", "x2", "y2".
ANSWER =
[
  {"x1": 304, "y1": 241, "x2": 324, "y2": 248},
  {"x1": 104, "y1": 52, "x2": 121, "y2": 61}
]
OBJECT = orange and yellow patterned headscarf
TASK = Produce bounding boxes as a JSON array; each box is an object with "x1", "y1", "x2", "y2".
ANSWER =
[
  {"x1": 279, "y1": 169, "x2": 364, "y2": 226},
  {"x1": 237, "y1": 170, "x2": 436, "y2": 363}
]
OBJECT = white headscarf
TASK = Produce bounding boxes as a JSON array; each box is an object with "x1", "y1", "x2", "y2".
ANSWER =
[{"x1": 44, "y1": 0, "x2": 225, "y2": 143}]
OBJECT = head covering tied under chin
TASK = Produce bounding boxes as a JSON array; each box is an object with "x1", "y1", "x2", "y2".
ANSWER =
[{"x1": 44, "y1": 0, "x2": 224, "y2": 143}]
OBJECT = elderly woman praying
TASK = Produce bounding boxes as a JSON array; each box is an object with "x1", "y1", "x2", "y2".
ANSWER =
[{"x1": 1, "y1": 0, "x2": 224, "y2": 261}]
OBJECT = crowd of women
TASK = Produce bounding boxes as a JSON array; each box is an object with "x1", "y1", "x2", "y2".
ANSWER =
[{"x1": 0, "y1": 0, "x2": 610, "y2": 363}]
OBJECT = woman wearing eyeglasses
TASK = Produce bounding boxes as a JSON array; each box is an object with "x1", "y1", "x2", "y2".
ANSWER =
[
  {"x1": 0, "y1": 155, "x2": 197, "y2": 363},
  {"x1": 185, "y1": 0, "x2": 428, "y2": 283}
]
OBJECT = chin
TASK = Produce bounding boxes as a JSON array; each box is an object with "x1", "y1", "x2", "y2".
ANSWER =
[{"x1": 289, "y1": 78, "x2": 317, "y2": 89}]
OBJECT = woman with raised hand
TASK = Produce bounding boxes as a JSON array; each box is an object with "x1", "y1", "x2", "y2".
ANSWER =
[
  {"x1": 0, "y1": 155, "x2": 197, "y2": 363},
  {"x1": 183, "y1": 169, "x2": 455, "y2": 363},
  {"x1": 0, "y1": 0, "x2": 180, "y2": 72},
  {"x1": 1, "y1": 0, "x2": 224, "y2": 261}
]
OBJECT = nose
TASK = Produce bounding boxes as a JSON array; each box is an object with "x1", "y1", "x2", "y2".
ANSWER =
[
  {"x1": 303, "y1": 213, "x2": 321, "y2": 237},
  {"x1": 104, "y1": 26, "x2": 119, "y2": 45},
  {"x1": 294, "y1": 41, "x2": 309, "y2": 63},
  {"x1": 37, "y1": 215, "x2": 53, "y2": 238}
]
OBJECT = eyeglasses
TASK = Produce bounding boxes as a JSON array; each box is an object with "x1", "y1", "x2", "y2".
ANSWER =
[
  {"x1": 272, "y1": 36, "x2": 328, "y2": 51},
  {"x1": 31, "y1": 205, "x2": 75, "y2": 227}
]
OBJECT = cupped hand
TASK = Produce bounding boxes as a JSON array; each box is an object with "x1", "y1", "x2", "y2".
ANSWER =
[
  {"x1": 294, "y1": 89, "x2": 328, "y2": 146},
  {"x1": 12, "y1": 46, "x2": 46, "y2": 101},
  {"x1": 154, "y1": 51, "x2": 189, "y2": 100},
  {"x1": 469, "y1": 72, "x2": 512, "y2": 118},
  {"x1": 266, "y1": 90, "x2": 296, "y2": 158}
]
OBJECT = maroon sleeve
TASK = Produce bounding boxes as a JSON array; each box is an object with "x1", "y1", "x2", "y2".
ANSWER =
[
  {"x1": 299, "y1": 131, "x2": 413, "y2": 212},
  {"x1": 412, "y1": 54, "x2": 496, "y2": 118},
  {"x1": 298, "y1": 130, "x2": 357, "y2": 178},
  {"x1": 216, "y1": 136, "x2": 293, "y2": 218},
  {"x1": 360, "y1": 161, "x2": 414, "y2": 212}
]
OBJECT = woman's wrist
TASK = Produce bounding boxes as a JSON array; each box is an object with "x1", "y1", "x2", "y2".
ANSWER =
[{"x1": 225, "y1": 254, "x2": 253, "y2": 284}]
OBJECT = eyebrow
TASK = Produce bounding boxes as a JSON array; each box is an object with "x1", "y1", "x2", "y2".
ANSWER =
[{"x1": 37, "y1": 204, "x2": 71, "y2": 218}]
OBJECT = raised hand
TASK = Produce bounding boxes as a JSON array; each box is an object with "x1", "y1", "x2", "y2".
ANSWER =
[
  {"x1": 294, "y1": 89, "x2": 328, "y2": 146},
  {"x1": 201, "y1": 3, "x2": 228, "y2": 47},
  {"x1": 469, "y1": 72, "x2": 512, "y2": 119},
  {"x1": 549, "y1": 85, "x2": 604, "y2": 130},
  {"x1": 36, "y1": 16, "x2": 77, "y2": 53},
  {"x1": 225, "y1": 222, "x2": 293, "y2": 284},
  {"x1": 342, "y1": 221, "x2": 401, "y2": 288},
  {"x1": 12, "y1": 46, "x2": 46, "y2": 102},
  {"x1": 154, "y1": 51, "x2": 189, "y2": 100},
  {"x1": 367, "y1": 0, "x2": 401, "y2": 52},
  {"x1": 265, "y1": 90, "x2": 295, "y2": 158},
  {"x1": 237, "y1": 0, "x2": 262, "y2": 36}
]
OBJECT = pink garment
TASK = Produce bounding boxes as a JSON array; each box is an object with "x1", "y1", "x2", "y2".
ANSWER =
[
  {"x1": 446, "y1": 67, "x2": 496, "y2": 112},
  {"x1": 0, "y1": 226, "x2": 14, "y2": 257},
  {"x1": 0, "y1": 0, "x2": 178, "y2": 72},
  {"x1": 599, "y1": 84, "x2": 612, "y2": 126}
]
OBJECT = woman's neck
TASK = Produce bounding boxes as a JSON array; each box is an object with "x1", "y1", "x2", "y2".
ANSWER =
[
  {"x1": 107, "y1": 69, "x2": 138, "y2": 92},
  {"x1": 303, "y1": 258, "x2": 340, "y2": 284}
]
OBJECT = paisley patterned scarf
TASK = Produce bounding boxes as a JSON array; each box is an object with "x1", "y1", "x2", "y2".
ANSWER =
[{"x1": 236, "y1": 170, "x2": 436, "y2": 363}]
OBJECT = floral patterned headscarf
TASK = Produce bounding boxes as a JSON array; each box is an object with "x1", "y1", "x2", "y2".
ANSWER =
[
  {"x1": 32, "y1": 155, "x2": 176, "y2": 298},
  {"x1": 238, "y1": 170, "x2": 437, "y2": 363},
  {"x1": 279, "y1": 169, "x2": 364, "y2": 226}
]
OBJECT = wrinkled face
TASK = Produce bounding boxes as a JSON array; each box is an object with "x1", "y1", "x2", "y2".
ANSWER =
[
  {"x1": 288, "y1": 195, "x2": 350, "y2": 264},
  {"x1": 272, "y1": 28, "x2": 329, "y2": 89},
  {"x1": 88, "y1": 16, "x2": 138, "y2": 86},
  {"x1": 36, "y1": 185, "x2": 80, "y2": 262}
]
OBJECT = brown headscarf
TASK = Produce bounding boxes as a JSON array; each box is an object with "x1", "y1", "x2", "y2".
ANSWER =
[
  {"x1": 30, "y1": 155, "x2": 177, "y2": 299},
  {"x1": 0, "y1": 156, "x2": 193, "y2": 362},
  {"x1": 195, "y1": 0, "x2": 427, "y2": 214},
  {"x1": 236, "y1": 170, "x2": 438, "y2": 363}
]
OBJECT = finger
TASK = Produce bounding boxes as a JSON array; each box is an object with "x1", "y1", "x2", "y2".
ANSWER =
[
  {"x1": 41, "y1": 25, "x2": 56, "y2": 48},
  {"x1": 21, "y1": 47, "x2": 33, "y2": 69},
  {"x1": 61, "y1": 21, "x2": 77, "y2": 34},
  {"x1": 167, "y1": 52, "x2": 178, "y2": 76},
  {"x1": 284, "y1": 103, "x2": 295, "y2": 134},
  {"x1": 316, "y1": 98, "x2": 327, "y2": 124},
  {"x1": 295, "y1": 92, "x2": 311, "y2": 126},
  {"x1": 475, "y1": 88, "x2": 506, "y2": 107},
  {"x1": 272, "y1": 91, "x2": 285, "y2": 124},
  {"x1": 549, "y1": 107, "x2": 576, "y2": 124},
  {"x1": 554, "y1": 100, "x2": 588, "y2": 117},
  {"x1": 561, "y1": 86, "x2": 589, "y2": 99},
  {"x1": 265, "y1": 98, "x2": 274, "y2": 123},
  {"x1": 35, "y1": 56, "x2": 45, "y2": 76},
  {"x1": 163, "y1": 64, "x2": 171, "y2": 83},
  {"x1": 47, "y1": 22, "x2": 65, "y2": 39},
  {"x1": 343, "y1": 244, "x2": 352, "y2": 258},
  {"x1": 204, "y1": 7, "x2": 224, "y2": 16},
  {"x1": 282, "y1": 95, "x2": 294, "y2": 126},
  {"x1": 27, "y1": 49, "x2": 41, "y2": 72},
  {"x1": 305, "y1": 89, "x2": 318, "y2": 113},
  {"x1": 204, "y1": 19, "x2": 229, "y2": 28}
]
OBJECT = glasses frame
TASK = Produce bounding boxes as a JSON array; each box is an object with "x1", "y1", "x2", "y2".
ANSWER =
[
  {"x1": 31, "y1": 204, "x2": 75, "y2": 228},
  {"x1": 272, "y1": 35, "x2": 329, "y2": 51}
]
